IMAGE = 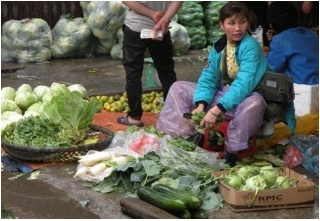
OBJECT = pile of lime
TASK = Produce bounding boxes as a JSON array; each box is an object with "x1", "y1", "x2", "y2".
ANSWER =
[{"x1": 93, "y1": 91, "x2": 164, "y2": 113}]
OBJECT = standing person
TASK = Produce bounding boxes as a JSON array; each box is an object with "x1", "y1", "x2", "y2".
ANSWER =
[
  {"x1": 117, "y1": 1, "x2": 183, "y2": 127},
  {"x1": 239, "y1": 1, "x2": 270, "y2": 46},
  {"x1": 157, "y1": 2, "x2": 273, "y2": 167},
  {"x1": 292, "y1": 1, "x2": 319, "y2": 32},
  {"x1": 266, "y1": 1, "x2": 319, "y2": 85}
]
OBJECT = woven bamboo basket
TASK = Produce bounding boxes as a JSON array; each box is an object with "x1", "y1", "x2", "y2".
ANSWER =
[{"x1": 1, "y1": 124, "x2": 114, "y2": 163}]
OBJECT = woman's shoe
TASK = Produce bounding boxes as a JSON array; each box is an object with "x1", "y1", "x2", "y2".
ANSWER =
[{"x1": 223, "y1": 151, "x2": 237, "y2": 167}]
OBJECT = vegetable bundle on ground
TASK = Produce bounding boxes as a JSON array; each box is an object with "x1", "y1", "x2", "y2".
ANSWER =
[
  {"x1": 1, "y1": 18, "x2": 52, "y2": 62},
  {"x1": 74, "y1": 150, "x2": 135, "y2": 183},
  {"x1": 51, "y1": 15, "x2": 95, "y2": 58},
  {"x1": 203, "y1": 1, "x2": 227, "y2": 46},
  {"x1": 1, "y1": 83, "x2": 101, "y2": 147},
  {"x1": 169, "y1": 22, "x2": 190, "y2": 56},
  {"x1": 87, "y1": 1, "x2": 128, "y2": 55},
  {"x1": 177, "y1": 2, "x2": 206, "y2": 49}
]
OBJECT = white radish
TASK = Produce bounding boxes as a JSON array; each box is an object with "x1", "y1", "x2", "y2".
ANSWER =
[
  {"x1": 73, "y1": 166, "x2": 89, "y2": 179},
  {"x1": 88, "y1": 163, "x2": 107, "y2": 176},
  {"x1": 110, "y1": 156, "x2": 128, "y2": 165},
  {"x1": 97, "y1": 167, "x2": 114, "y2": 179},
  {"x1": 78, "y1": 151, "x2": 113, "y2": 166},
  {"x1": 110, "y1": 152, "x2": 117, "y2": 159},
  {"x1": 76, "y1": 155, "x2": 85, "y2": 159}
]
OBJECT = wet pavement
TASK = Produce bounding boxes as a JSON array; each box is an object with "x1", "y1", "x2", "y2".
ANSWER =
[{"x1": 1, "y1": 51, "x2": 319, "y2": 219}]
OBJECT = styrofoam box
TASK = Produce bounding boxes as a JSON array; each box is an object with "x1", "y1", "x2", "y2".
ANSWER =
[{"x1": 293, "y1": 83, "x2": 319, "y2": 116}]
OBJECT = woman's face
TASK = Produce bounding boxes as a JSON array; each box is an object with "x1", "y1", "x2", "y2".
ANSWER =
[
  {"x1": 301, "y1": 1, "x2": 313, "y2": 14},
  {"x1": 220, "y1": 14, "x2": 249, "y2": 44}
]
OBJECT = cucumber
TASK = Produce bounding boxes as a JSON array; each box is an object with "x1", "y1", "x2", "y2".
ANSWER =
[
  {"x1": 137, "y1": 186, "x2": 186, "y2": 212},
  {"x1": 190, "y1": 208, "x2": 209, "y2": 219},
  {"x1": 174, "y1": 209, "x2": 191, "y2": 219},
  {"x1": 153, "y1": 184, "x2": 203, "y2": 209}
]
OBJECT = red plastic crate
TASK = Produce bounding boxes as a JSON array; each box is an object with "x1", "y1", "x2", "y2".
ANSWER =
[{"x1": 202, "y1": 120, "x2": 258, "y2": 159}]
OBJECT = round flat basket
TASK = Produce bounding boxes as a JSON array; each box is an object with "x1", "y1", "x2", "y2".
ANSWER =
[{"x1": 1, "y1": 124, "x2": 114, "y2": 163}]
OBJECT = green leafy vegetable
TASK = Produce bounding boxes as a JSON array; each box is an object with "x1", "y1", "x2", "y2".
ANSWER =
[
  {"x1": 1, "y1": 85, "x2": 102, "y2": 147},
  {"x1": 141, "y1": 160, "x2": 162, "y2": 186},
  {"x1": 42, "y1": 89, "x2": 102, "y2": 143}
]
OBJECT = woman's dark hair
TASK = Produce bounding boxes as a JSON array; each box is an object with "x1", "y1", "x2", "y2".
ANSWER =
[
  {"x1": 219, "y1": 2, "x2": 251, "y2": 24},
  {"x1": 267, "y1": 2, "x2": 298, "y2": 34}
]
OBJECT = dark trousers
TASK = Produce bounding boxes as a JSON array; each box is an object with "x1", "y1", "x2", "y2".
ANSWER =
[{"x1": 122, "y1": 25, "x2": 177, "y2": 120}]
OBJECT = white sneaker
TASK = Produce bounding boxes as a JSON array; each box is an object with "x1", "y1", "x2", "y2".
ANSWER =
[{"x1": 256, "y1": 121, "x2": 275, "y2": 139}]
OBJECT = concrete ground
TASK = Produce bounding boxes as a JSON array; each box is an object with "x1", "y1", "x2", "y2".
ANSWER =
[{"x1": 1, "y1": 51, "x2": 319, "y2": 219}]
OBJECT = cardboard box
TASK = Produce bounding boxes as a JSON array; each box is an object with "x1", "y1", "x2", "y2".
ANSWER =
[
  {"x1": 212, "y1": 168, "x2": 316, "y2": 212},
  {"x1": 293, "y1": 83, "x2": 319, "y2": 116}
]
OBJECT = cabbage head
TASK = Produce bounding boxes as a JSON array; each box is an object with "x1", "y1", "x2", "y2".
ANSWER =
[
  {"x1": 23, "y1": 110, "x2": 41, "y2": 118},
  {"x1": 33, "y1": 85, "x2": 50, "y2": 101},
  {"x1": 1, "y1": 111, "x2": 23, "y2": 131},
  {"x1": 27, "y1": 102, "x2": 45, "y2": 113},
  {"x1": 42, "y1": 92, "x2": 53, "y2": 103},
  {"x1": 50, "y1": 82, "x2": 69, "y2": 97},
  {"x1": 68, "y1": 84, "x2": 87, "y2": 98},
  {"x1": 1, "y1": 99, "x2": 22, "y2": 114},
  {"x1": 14, "y1": 92, "x2": 38, "y2": 110},
  {"x1": 1, "y1": 111, "x2": 24, "y2": 123},
  {"x1": 1, "y1": 87, "x2": 16, "y2": 100},
  {"x1": 16, "y1": 84, "x2": 32, "y2": 94}
]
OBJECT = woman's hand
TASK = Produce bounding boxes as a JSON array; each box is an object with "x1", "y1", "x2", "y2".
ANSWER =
[{"x1": 200, "y1": 106, "x2": 221, "y2": 128}]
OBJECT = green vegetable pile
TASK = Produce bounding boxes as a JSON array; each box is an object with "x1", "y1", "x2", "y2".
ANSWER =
[
  {"x1": 50, "y1": 15, "x2": 95, "y2": 59},
  {"x1": 92, "y1": 151, "x2": 225, "y2": 212},
  {"x1": 1, "y1": 18, "x2": 52, "y2": 63},
  {"x1": 203, "y1": 1, "x2": 227, "y2": 45},
  {"x1": 215, "y1": 164, "x2": 299, "y2": 207},
  {"x1": 1, "y1": 85, "x2": 101, "y2": 147},
  {"x1": 178, "y1": 2, "x2": 207, "y2": 49}
]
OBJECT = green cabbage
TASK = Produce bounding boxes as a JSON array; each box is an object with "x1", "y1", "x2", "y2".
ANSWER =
[
  {"x1": 14, "y1": 92, "x2": 38, "y2": 111},
  {"x1": 42, "y1": 92, "x2": 52, "y2": 103},
  {"x1": 16, "y1": 84, "x2": 32, "y2": 94},
  {"x1": 1, "y1": 99, "x2": 22, "y2": 114},
  {"x1": 23, "y1": 110, "x2": 41, "y2": 118},
  {"x1": 51, "y1": 17, "x2": 95, "y2": 58},
  {"x1": 50, "y1": 82, "x2": 68, "y2": 97},
  {"x1": 4, "y1": 18, "x2": 52, "y2": 63},
  {"x1": 33, "y1": 85, "x2": 50, "y2": 101},
  {"x1": 68, "y1": 84, "x2": 87, "y2": 98},
  {"x1": 1, "y1": 111, "x2": 24, "y2": 127},
  {"x1": 27, "y1": 102, "x2": 45, "y2": 113},
  {"x1": 1, "y1": 87, "x2": 16, "y2": 100}
]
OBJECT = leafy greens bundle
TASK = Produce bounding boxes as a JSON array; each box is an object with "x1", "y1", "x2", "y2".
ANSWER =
[{"x1": 2, "y1": 88, "x2": 102, "y2": 147}]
